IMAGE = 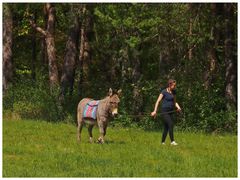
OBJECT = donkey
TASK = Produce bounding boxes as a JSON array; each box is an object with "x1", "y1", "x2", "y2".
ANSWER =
[{"x1": 77, "y1": 88, "x2": 121, "y2": 144}]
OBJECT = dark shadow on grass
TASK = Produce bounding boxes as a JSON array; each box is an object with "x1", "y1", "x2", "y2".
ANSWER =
[{"x1": 93, "y1": 140, "x2": 126, "y2": 145}]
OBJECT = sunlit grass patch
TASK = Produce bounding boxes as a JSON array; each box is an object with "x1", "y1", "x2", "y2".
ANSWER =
[{"x1": 3, "y1": 119, "x2": 237, "y2": 177}]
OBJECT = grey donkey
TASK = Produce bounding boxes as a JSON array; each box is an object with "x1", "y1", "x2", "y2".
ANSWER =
[{"x1": 77, "y1": 88, "x2": 121, "y2": 143}]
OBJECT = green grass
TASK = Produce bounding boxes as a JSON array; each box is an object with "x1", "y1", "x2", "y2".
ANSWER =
[{"x1": 3, "y1": 119, "x2": 237, "y2": 177}]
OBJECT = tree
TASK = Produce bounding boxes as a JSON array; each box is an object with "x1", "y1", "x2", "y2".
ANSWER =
[
  {"x1": 204, "y1": 3, "x2": 221, "y2": 90},
  {"x1": 40, "y1": 3, "x2": 49, "y2": 67},
  {"x1": 188, "y1": 3, "x2": 193, "y2": 61},
  {"x1": 3, "y1": 4, "x2": 13, "y2": 94},
  {"x1": 131, "y1": 47, "x2": 143, "y2": 121},
  {"x1": 79, "y1": 4, "x2": 94, "y2": 93},
  {"x1": 31, "y1": 8, "x2": 37, "y2": 81},
  {"x1": 60, "y1": 4, "x2": 80, "y2": 99},
  {"x1": 224, "y1": 3, "x2": 237, "y2": 110},
  {"x1": 30, "y1": 3, "x2": 59, "y2": 90}
]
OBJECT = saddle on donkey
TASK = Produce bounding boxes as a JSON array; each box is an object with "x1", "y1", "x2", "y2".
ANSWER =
[{"x1": 83, "y1": 100, "x2": 99, "y2": 120}]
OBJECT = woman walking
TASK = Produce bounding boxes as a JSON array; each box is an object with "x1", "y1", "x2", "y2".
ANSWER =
[{"x1": 151, "y1": 79, "x2": 181, "y2": 145}]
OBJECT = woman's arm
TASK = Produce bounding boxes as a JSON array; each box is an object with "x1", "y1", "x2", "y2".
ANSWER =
[
  {"x1": 151, "y1": 93, "x2": 163, "y2": 117},
  {"x1": 174, "y1": 96, "x2": 181, "y2": 111}
]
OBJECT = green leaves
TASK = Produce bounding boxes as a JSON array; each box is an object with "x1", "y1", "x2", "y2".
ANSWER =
[{"x1": 126, "y1": 36, "x2": 140, "y2": 48}]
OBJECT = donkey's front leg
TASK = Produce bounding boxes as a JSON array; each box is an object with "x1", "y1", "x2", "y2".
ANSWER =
[
  {"x1": 97, "y1": 119, "x2": 106, "y2": 144},
  {"x1": 103, "y1": 125, "x2": 108, "y2": 137}
]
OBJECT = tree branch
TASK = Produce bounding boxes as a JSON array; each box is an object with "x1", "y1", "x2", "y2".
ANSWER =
[{"x1": 29, "y1": 19, "x2": 47, "y2": 36}]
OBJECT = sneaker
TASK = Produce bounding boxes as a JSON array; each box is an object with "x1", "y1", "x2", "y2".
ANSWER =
[
  {"x1": 162, "y1": 142, "x2": 166, "y2": 145},
  {"x1": 171, "y1": 141, "x2": 178, "y2": 146}
]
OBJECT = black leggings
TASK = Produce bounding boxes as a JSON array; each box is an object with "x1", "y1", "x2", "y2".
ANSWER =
[{"x1": 161, "y1": 111, "x2": 175, "y2": 143}]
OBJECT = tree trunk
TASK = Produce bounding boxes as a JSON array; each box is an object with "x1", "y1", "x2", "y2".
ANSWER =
[
  {"x1": 186, "y1": 3, "x2": 195, "y2": 98},
  {"x1": 40, "y1": 37, "x2": 48, "y2": 69},
  {"x1": 30, "y1": 3, "x2": 59, "y2": 90},
  {"x1": 188, "y1": 3, "x2": 193, "y2": 61},
  {"x1": 131, "y1": 48, "x2": 143, "y2": 121},
  {"x1": 40, "y1": 4, "x2": 48, "y2": 67},
  {"x1": 79, "y1": 4, "x2": 94, "y2": 92},
  {"x1": 45, "y1": 3, "x2": 58, "y2": 89},
  {"x1": 3, "y1": 4, "x2": 13, "y2": 95},
  {"x1": 31, "y1": 10, "x2": 37, "y2": 81},
  {"x1": 120, "y1": 47, "x2": 130, "y2": 86},
  {"x1": 60, "y1": 5, "x2": 80, "y2": 99},
  {"x1": 224, "y1": 3, "x2": 236, "y2": 110},
  {"x1": 204, "y1": 3, "x2": 219, "y2": 90}
]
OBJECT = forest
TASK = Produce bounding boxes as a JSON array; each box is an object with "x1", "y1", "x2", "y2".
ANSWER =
[{"x1": 3, "y1": 3, "x2": 237, "y2": 133}]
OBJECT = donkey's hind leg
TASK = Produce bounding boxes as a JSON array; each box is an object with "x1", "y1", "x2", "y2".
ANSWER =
[
  {"x1": 77, "y1": 121, "x2": 84, "y2": 143},
  {"x1": 88, "y1": 125, "x2": 94, "y2": 143}
]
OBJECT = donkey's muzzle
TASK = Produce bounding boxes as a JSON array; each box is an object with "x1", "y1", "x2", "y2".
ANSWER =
[
  {"x1": 112, "y1": 113, "x2": 119, "y2": 118},
  {"x1": 112, "y1": 108, "x2": 118, "y2": 117}
]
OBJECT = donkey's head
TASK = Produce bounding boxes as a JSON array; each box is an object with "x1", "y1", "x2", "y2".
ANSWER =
[{"x1": 107, "y1": 88, "x2": 121, "y2": 117}]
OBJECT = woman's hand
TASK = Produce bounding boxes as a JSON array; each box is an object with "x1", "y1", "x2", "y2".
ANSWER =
[
  {"x1": 151, "y1": 111, "x2": 157, "y2": 119},
  {"x1": 176, "y1": 107, "x2": 182, "y2": 113},
  {"x1": 175, "y1": 102, "x2": 181, "y2": 113}
]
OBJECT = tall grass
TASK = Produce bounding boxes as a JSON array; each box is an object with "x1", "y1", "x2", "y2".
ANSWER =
[{"x1": 3, "y1": 119, "x2": 237, "y2": 177}]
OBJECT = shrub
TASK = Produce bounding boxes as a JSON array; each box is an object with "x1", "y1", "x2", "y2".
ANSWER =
[{"x1": 3, "y1": 80, "x2": 64, "y2": 122}]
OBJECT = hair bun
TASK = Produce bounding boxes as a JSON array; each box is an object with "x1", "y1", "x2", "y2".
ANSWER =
[{"x1": 168, "y1": 79, "x2": 176, "y2": 85}]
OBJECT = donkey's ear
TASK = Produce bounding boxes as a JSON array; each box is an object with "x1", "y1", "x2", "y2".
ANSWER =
[
  {"x1": 108, "y1": 88, "x2": 113, "y2": 96},
  {"x1": 117, "y1": 89, "x2": 122, "y2": 97}
]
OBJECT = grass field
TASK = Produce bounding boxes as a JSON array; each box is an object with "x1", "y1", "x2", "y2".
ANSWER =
[{"x1": 3, "y1": 119, "x2": 238, "y2": 177}]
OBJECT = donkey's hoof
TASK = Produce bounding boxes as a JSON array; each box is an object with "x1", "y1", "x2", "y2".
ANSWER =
[{"x1": 97, "y1": 138, "x2": 104, "y2": 144}]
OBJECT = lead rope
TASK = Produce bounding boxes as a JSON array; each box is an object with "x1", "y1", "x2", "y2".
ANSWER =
[{"x1": 119, "y1": 110, "x2": 180, "y2": 118}]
